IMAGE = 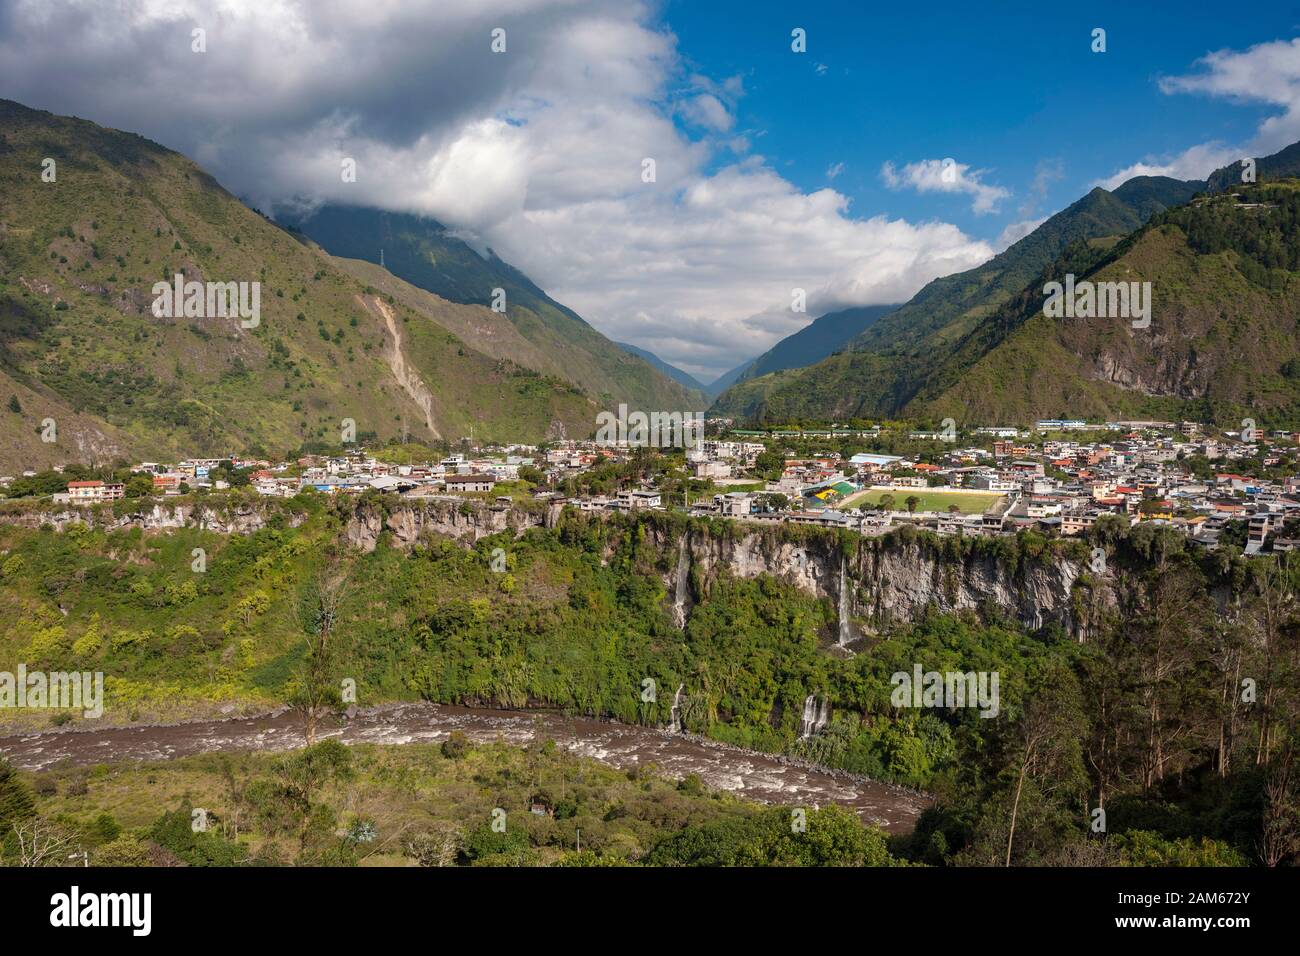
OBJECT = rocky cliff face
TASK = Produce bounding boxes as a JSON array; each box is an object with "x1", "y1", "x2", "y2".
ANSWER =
[
  {"x1": 646, "y1": 523, "x2": 1097, "y2": 640},
  {"x1": 2, "y1": 495, "x2": 1099, "y2": 636},
  {"x1": 0, "y1": 500, "x2": 307, "y2": 535},
  {"x1": 342, "y1": 498, "x2": 561, "y2": 552}
]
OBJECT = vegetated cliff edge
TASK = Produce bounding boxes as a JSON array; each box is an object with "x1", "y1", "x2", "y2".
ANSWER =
[{"x1": 0, "y1": 493, "x2": 1113, "y2": 639}]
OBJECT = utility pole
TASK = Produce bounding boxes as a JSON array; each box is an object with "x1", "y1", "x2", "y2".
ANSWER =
[{"x1": 379, "y1": 247, "x2": 384, "y2": 268}]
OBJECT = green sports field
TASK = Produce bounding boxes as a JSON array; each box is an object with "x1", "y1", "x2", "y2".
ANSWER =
[{"x1": 848, "y1": 489, "x2": 1003, "y2": 514}]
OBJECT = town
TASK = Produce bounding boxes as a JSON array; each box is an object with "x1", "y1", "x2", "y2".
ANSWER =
[{"x1": 5, "y1": 417, "x2": 1298, "y2": 555}]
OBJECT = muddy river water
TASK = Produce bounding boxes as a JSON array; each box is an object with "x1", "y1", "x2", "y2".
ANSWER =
[{"x1": 0, "y1": 702, "x2": 929, "y2": 833}]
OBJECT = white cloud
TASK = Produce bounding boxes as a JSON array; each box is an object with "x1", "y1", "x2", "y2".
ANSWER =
[
  {"x1": 881, "y1": 158, "x2": 1011, "y2": 214},
  {"x1": 995, "y1": 217, "x2": 1047, "y2": 251},
  {"x1": 1099, "y1": 37, "x2": 1300, "y2": 189},
  {"x1": 1095, "y1": 142, "x2": 1240, "y2": 190},
  {"x1": 826, "y1": 161, "x2": 845, "y2": 180},
  {"x1": 679, "y1": 93, "x2": 734, "y2": 132},
  {"x1": 529, "y1": 165, "x2": 994, "y2": 377},
  {"x1": 1020, "y1": 158, "x2": 1063, "y2": 219},
  {"x1": 0, "y1": 0, "x2": 995, "y2": 379}
]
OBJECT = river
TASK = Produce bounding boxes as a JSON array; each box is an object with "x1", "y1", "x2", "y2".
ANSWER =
[{"x1": 0, "y1": 702, "x2": 929, "y2": 833}]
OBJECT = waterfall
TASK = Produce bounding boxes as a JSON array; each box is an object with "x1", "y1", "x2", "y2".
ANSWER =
[
  {"x1": 672, "y1": 535, "x2": 690, "y2": 629},
  {"x1": 837, "y1": 554, "x2": 855, "y2": 649},
  {"x1": 668, "y1": 683, "x2": 686, "y2": 734},
  {"x1": 799, "y1": 694, "x2": 831, "y2": 738}
]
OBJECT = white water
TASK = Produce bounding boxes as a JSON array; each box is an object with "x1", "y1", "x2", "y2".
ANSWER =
[
  {"x1": 668, "y1": 683, "x2": 686, "y2": 734},
  {"x1": 799, "y1": 694, "x2": 831, "y2": 738},
  {"x1": 838, "y1": 555, "x2": 855, "y2": 649},
  {"x1": 672, "y1": 535, "x2": 690, "y2": 629}
]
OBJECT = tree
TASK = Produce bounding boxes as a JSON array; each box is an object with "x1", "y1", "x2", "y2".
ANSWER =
[
  {"x1": 878, "y1": 493, "x2": 896, "y2": 511},
  {"x1": 1003, "y1": 664, "x2": 1087, "y2": 866},
  {"x1": 0, "y1": 759, "x2": 36, "y2": 856},
  {"x1": 6, "y1": 395, "x2": 20, "y2": 414},
  {"x1": 246, "y1": 741, "x2": 354, "y2": 860},
  {"x1": 1244, "y1": 555, "x2": 1299, "y2": 766},
  {"x1": 1128, "y1": 566, "x2": 1213, "y2": 790},
  {"x1": 290, "y1": 560, "x2": 352, "y2": 745},
  {"x1": 753, "y1": 449, "x2": 785, "y2": 480},
  {"x1": 10, "y1": 818, "x2": 79, "y2": 867},
  {"x1": 1261, "y1": 737, "x2": 1300, "y2": 867},
  {"x1": 124, "y1": 474, "x2": 155, "y2": 498},
  {"x1": 905, "y1": 495, "x2": 920, "y2": 514}
]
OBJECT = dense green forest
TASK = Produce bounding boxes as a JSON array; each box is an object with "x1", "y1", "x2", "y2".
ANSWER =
[
  {"x1": 1158, "y1": 184, "x2": 1300, "y2": 282},
  {"x1": 1, "y1": 495, "x2": 1297, "y2": 866}
]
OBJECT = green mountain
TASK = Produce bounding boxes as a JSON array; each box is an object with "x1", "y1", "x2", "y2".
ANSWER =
[
  {"x1": 1206, "y1": 141, "x2": 1300, "y2": 193},
  {"x1": 705, "y1": 359, "x2": 753, "y2": 400},
  {"x1": 710, "y1": 175, "x2": 1205, "y2": 422},
  {"x1": 614, "y1": 341, "x2": 707, "y2": 398},
  {"x1": 912, "y1": 180, "x2": 1300, "y2": 427},
  {"x1": 0, "y1": 99, "x2": 686, "y2": 471},
  {"x1": 280, "y1": 206, "x2": 700, "y2": 413},
  {"x1": 736, "y1": 302, "x2": 899, "y2": 383}
]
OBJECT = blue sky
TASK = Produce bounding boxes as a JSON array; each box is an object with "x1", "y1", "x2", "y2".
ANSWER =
[
  {"x1": 665, "y1": 0, "x2": 1288, "y2": 245},
  {"x1": 1, "y1": 0, "x2": 1297, "y2": 380}
]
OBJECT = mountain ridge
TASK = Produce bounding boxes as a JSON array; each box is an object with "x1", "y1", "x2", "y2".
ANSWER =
[
  {"x1": 279, "y1": 205, "x2": 701, "y2": 413},
  {"x1": 0, "y1": 99, "x2": 662, "y2": 470},
  {"x1": 709, "y1": 173, "x2": 1208, "y2": 421}
]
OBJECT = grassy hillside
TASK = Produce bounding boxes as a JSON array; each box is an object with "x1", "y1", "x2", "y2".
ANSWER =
[
  {"x1": 614, "y1": 341, "x2": 707, "y2": 400},
  {"x1": 0, "y1": 99, "x2": 608, "y2": 470},
  {"x1": 737, "y1": 302, "x2": 899, "y2": 383},
  {"x1": 281, "y1": 206, "x2": 702, "y2": 413},
  {"x1": 914, "y1": 183, "x2": 1300, "y2": 426}
]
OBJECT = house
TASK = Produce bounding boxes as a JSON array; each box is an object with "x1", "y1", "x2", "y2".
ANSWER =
[
  {"x1": 368, "y1": 475, "x2": 418, "y2": 493},
  {"x1": 713, "y1": 492, "x2": 753, "y2": 516},
  {"x1": 1061, "y1": 513, "x2": 1097, "y2": 536},
  {"x1": 444, "y1": 474, "x2": 495, "y2": 493},
  {"x1": 616, "y1": 489, "x2": 662, "y2": 509},
  {"x1": 694, "y1": 459, "x2": 731, "y2": 479},
  {"x1": 849, "y1": 453, "x2": 903, "y2": 470},
  {"x1": 67, "y1": 480, "x2": 101, "y2": 501},
  {"x1": 66, "y1": 480, "x2": 125, "y2": 502}
]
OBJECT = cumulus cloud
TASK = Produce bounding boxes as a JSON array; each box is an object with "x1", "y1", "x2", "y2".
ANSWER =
[
  {"x1": 679, "y1": 93, "x2": 733, "y2": 132},
  {"x1": 0, "y1": 0, "x2": 995, "y2": 379},
  {"x1": 994, "y1": 217, "x2": 1047, "y2": 252},
  {"x1": 1098, "y1": 37, "x2": 1300, "y2": 189},
  {"x1": 536, "y1": 165, "x2": 995, "y2": 377},
  {"x1": 881, "y1": 158, "x2": 1011, "y2": 214},
  {"x1": 1095, "y1": 142, "x2": 1240, "y2": 190}
]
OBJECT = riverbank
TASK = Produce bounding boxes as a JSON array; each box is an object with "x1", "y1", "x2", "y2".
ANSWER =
[{"x1": 0, "y1": 701, "x2": 930, "y2": 833}]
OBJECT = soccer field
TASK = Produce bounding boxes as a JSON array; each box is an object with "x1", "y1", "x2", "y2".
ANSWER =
[{"x1": 850, "y1": 489, "x2": 1003, "y2": 514}]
